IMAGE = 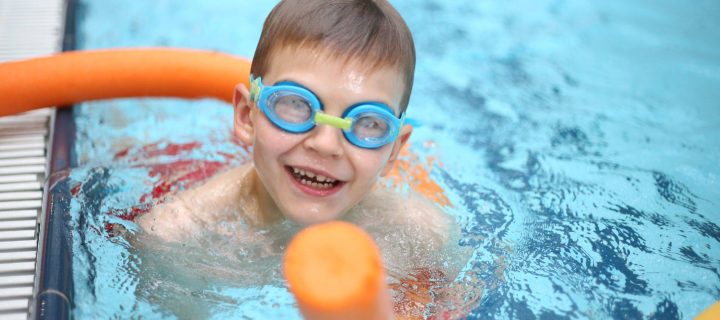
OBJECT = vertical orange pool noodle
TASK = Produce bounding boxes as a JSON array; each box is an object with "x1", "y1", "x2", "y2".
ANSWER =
[
  {"x1": 284, "y1": 221, "x2": 393, "y2": 320},
  {"x1": 696, "y1": 301, "x2": 720, "y2": 320},
  {"x1": 0, "y1": 48, "x2": 251, "y2": 117}
]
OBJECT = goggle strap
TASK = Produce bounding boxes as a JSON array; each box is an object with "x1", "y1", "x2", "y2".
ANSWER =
[
  {"x1": 315, "y1": 112, "x2": 352, "y2": 130},
  {"x1": 249, "y1": 75, "x2": 263, "y2": 103}
]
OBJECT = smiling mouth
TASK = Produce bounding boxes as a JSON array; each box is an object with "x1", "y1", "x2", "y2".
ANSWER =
[{"x1": 286, "y1": 166, "x2": 344, "y2": 190}]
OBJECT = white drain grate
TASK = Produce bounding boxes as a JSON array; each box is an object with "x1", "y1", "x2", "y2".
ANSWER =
[{"x1": 0, "y1": 0, "x2": 68, "y2": 317}]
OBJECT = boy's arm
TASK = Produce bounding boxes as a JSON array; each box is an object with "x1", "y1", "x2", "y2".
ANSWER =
[{"x1": 136, "y1": 164, "x2": 253, "y2": 242}]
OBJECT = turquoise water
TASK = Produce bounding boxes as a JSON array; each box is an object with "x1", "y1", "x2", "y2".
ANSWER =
[{"x1": 68, "y1": 0, "x2": 719, "y2": 319}]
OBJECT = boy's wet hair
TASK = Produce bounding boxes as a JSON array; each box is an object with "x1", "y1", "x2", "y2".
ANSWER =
[{"x1": 251, "y1": 0, "x2": 416, "y2": 112}]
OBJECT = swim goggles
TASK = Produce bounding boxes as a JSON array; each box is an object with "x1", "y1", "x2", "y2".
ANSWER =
[{"x1": 249, "y1": 74, "x2": 405, "y2": 149}]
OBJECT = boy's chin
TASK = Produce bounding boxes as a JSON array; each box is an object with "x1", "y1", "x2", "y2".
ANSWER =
[{"x1": 282, "y1": 209, "x2": 343, "y2": 226}]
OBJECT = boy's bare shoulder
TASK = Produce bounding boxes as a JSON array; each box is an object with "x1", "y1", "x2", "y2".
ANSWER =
[
  {"x1": 136, "y1": 164, "x2": 255, "y2": 242},
  {"x1": 349, "y1": 186, "x2": 468, "y2": 280},
  {"x1": 351, "y1": 186, "x2": 453, "y2": 248}
]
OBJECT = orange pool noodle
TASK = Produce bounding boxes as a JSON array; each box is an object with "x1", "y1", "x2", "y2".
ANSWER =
[
  {"x1": 284, "y1": 221, "x2": 392, "y2": 320},
  {"x1": 0, "y1": 48, "x2": 251, "y2": 117},
  {"x1": 696, "y1": 301, "x2": 720, "y2": 320}
]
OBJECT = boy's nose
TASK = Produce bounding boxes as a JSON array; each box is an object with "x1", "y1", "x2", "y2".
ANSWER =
[{"x1": 303, "y1": 124, "x2": 345, "y2": 158}]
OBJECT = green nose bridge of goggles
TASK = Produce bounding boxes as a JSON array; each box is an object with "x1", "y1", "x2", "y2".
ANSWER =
[
  {"x1": 314, "y1": 112, "x2": 351, "y2": 130},
  {"x1": 250, "y1": 76, "x2": 372, "y2": 131}
]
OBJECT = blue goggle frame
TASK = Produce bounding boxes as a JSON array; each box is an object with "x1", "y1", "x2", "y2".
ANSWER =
[{"x1": 249, "y1": 75, "x2": 405, "y2": 149}]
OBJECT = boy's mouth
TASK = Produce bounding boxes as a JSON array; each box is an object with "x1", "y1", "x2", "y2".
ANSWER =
[{"x1": 285, "y1": 166, "x2": 344, "y2": 191}]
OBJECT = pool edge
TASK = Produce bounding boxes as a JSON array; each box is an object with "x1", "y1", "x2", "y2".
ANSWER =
[{"x1": 31, "y1": 0, "x2": 77, "y2": 318}]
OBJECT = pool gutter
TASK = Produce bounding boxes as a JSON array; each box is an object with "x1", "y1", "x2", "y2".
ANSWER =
[{"x1": 32, "y1": 0, "x2": 77, "y2": 318}]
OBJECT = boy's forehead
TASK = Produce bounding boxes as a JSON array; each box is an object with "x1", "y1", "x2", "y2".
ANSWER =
[
  {"x1": 265, "y1": 46, "x2": 402, "y2": 79},
  {"x1": 264, "y1": 47, "x2": 405, "y2": 109}
]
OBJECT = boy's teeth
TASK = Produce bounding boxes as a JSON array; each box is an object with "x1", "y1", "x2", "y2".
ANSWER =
[
  {"x1": 300, "y1": 179, "x2": 332, "y2": 190},
  {"x1": 291, "y1": 166, "x2": 337, "y2": 183}
]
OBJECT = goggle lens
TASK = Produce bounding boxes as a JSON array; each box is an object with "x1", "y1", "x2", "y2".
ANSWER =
[
  {"x1": 351, "y1": 113, "x2": 390, "y2": 140},
  {"x1": 268, "y1": 92, "x2": 314, "y2": 124}
]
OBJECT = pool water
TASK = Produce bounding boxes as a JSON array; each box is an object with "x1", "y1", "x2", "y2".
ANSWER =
[{"x1": 67, "y1": 0, "x2": 719, "y2": 319}]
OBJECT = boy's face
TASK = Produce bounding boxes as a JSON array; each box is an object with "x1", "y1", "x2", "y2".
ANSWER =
[{"x1": 233, "y1": 47, "x2": 412, "y2": 225}]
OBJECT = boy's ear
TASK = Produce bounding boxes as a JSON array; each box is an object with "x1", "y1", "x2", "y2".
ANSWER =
[
  {"x1": 233, "y1": 83, "x2": 255, "y2": 145},
  {"x1": 380, "y1": 124, "x2": 413, "y2": 177}
]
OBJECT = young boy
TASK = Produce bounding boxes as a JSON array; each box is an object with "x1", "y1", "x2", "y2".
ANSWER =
[{"x1": 137, "y1": 0, "x2": 466, "y2": 315}]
